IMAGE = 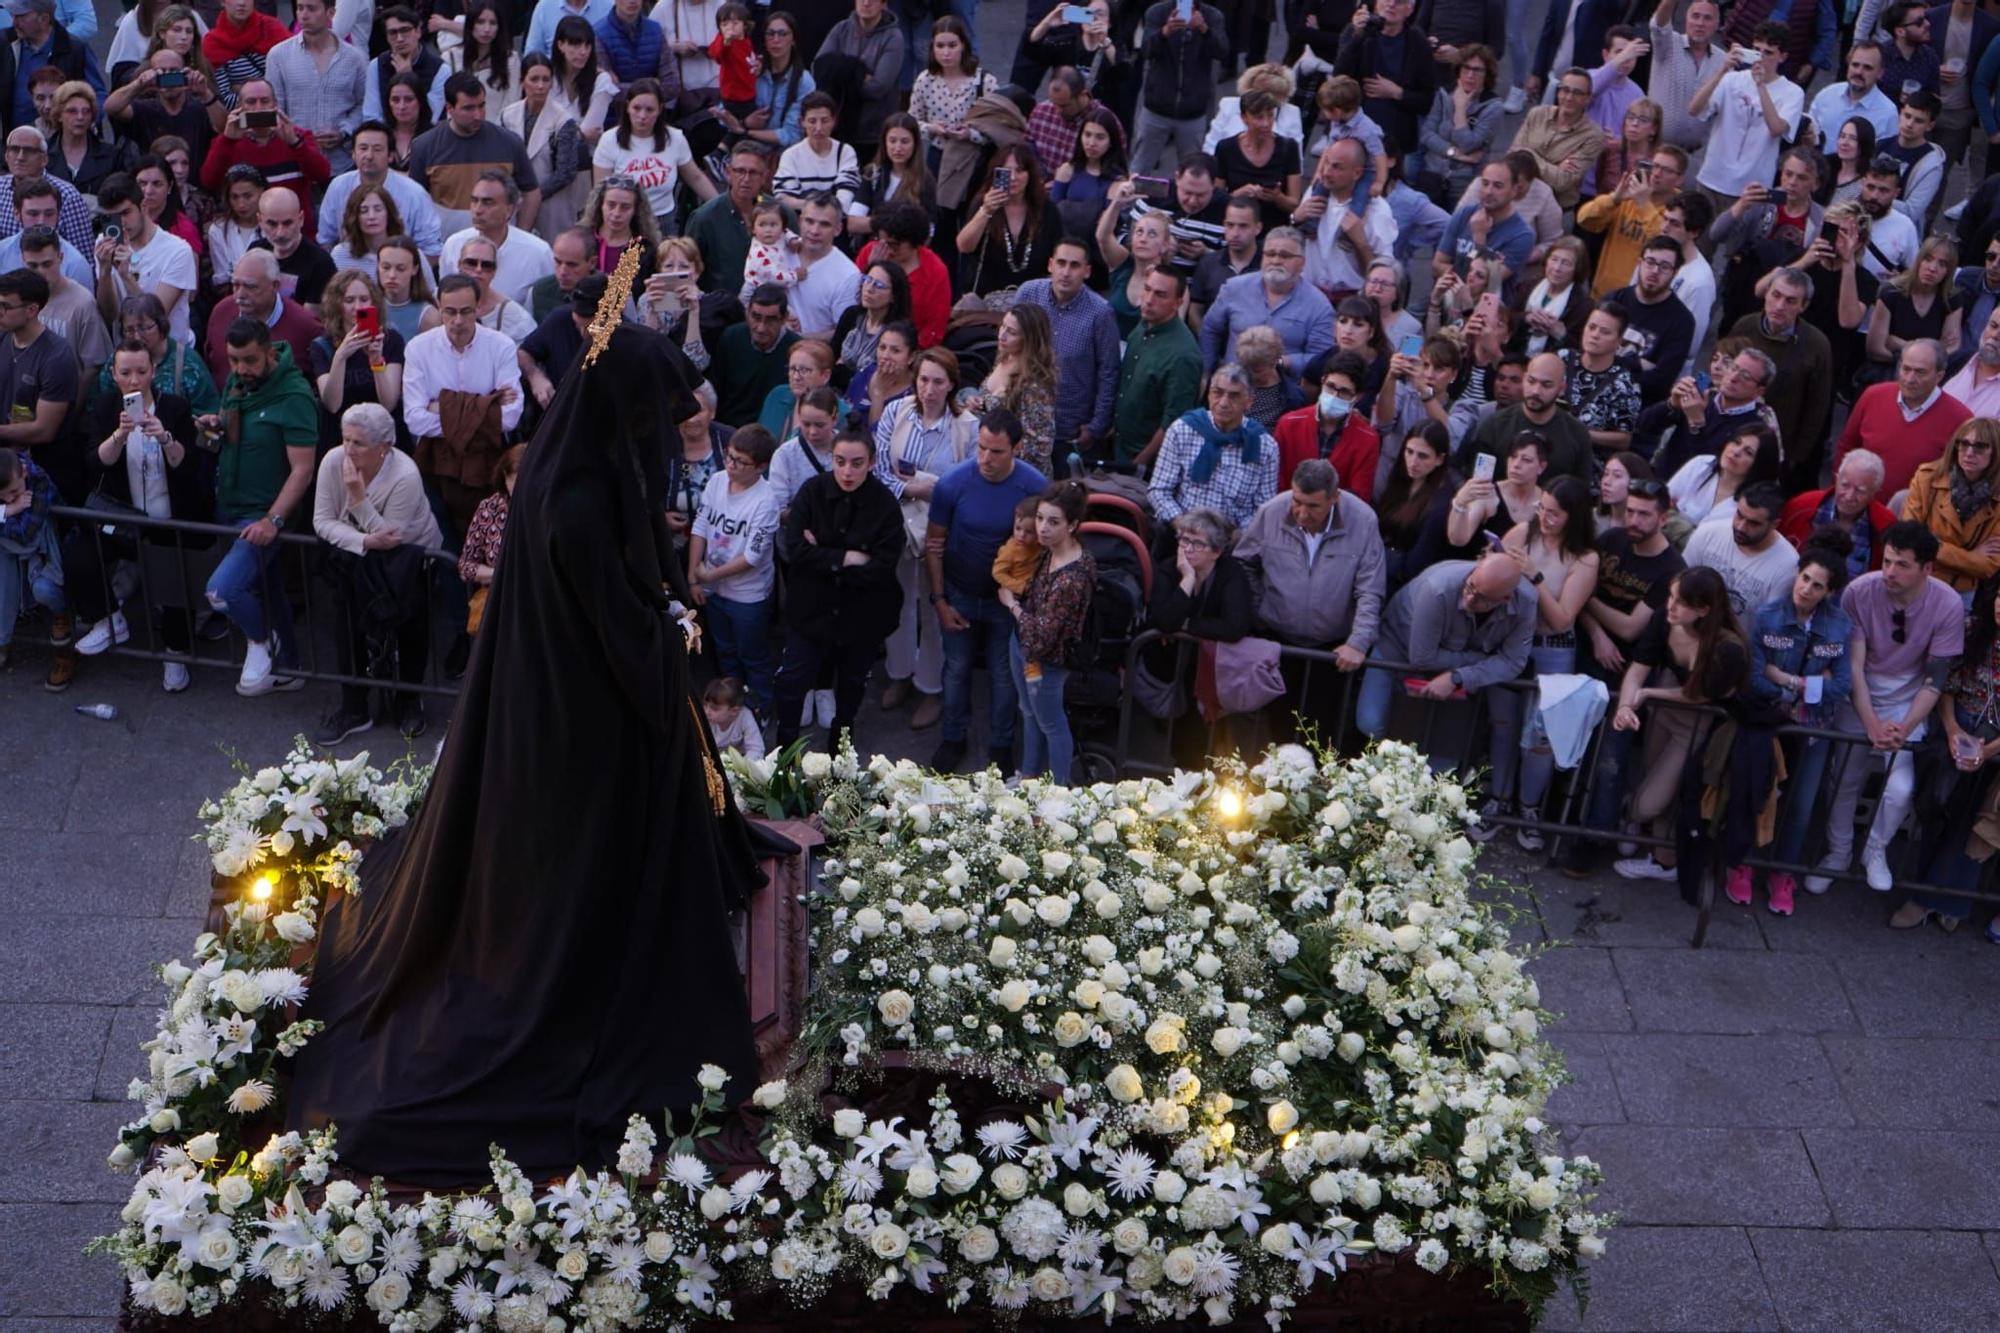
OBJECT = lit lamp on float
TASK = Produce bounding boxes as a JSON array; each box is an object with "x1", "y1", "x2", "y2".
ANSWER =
[
  {"x1": 248, "y1": 874, "x2": 276, "y2": 904},
  {"x1": 1214, "y1": 786, "x2": 1245, "y2": 822}
]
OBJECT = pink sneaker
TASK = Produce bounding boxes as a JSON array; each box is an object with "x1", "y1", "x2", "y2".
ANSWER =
[
  {"x1": 1725, "y1": 865, "x2": 1754, "y2": 905},
  {"x1": 1767, "y1": 873, "x2": 1796, "y2": 916}
]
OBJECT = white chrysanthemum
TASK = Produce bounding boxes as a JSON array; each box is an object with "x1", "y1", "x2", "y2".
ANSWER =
[{"x1": 975, "y1": 1119, "x2": 1028, "y2": 1160}]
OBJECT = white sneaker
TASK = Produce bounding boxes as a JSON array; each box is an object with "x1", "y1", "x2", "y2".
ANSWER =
[
  {"x1": 161, "y1": 661, "x2": 190, "y2": 693},
  {"x1": 235, "y1": 639, "x2": 275, "y2": 695},
  {"x1": 1502, "y1": 85, "x2": 1526, "y2": 114},
  {"x1": 75, "y1": 612, "x2": 129, "y2": 656},
  {"x1": 1613, "y1": 856, "x2": 1678, "y2": 881},
  {"x1": 1515, "y1": 807, "x2": 1545, "y2": 853},
  {"x1": 1862, "y1": 845, "x2": 1895, "y2": 892},
  {"x1": 813, "y1": 687, "x2": 836, "y2": 727},
  {"x1": 1615, "y1": 820, "x2": 1640, "y2": 857},
  {"x1": 1804, "y1": 852, "x2": 1846, "y2": 894}
]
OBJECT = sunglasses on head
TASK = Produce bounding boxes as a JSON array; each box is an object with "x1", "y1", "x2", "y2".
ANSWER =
[{"x1": 1626, "y1": 479, "x2": 1669, "y2": 500}]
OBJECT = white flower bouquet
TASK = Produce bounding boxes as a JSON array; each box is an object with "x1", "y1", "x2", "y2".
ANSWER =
[{"x1": 94, "y1": 738, "x2": 1608, "y2": 1330}]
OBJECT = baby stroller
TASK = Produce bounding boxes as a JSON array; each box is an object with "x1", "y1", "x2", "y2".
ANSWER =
[{"x1": 1066, "y1": 490, "x2": 1155, "y2": 781}]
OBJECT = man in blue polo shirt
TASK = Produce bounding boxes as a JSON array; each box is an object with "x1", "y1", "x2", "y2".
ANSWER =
[{"x1": 924, "y1": 408, "x2": 1048, "y2": 773}]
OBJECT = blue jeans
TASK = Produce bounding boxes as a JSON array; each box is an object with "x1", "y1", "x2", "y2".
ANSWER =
[
  {"x1": 1009, "y1": 636, "x2": 1073, "y2": 782},
  {"x1": 1355, "y1": 663, "x2": 1398, "y2": 739},
  {"x1": 0, "y1": 544, "x2": 65, "y2": 646},
  {"x1": 941, "y1": 586, "x2": 1017, "y2": 749},
  {"x1": 205, "y1": 515, "x2": 294, "y2": 659},
  {"x1": 706, "y1": 592, "x2": 773, "y2": 710},
  {"x1": 1583, "y1": 723, "x2": 1639, "y2": 833},
  {"x1": 1770, "y1": 735, "x2": 1833, "y2": 865}
]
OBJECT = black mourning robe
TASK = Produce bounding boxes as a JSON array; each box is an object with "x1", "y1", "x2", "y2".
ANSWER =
[{"x1": 287, "y1": 323, "x2": 762, "y2": 1187}]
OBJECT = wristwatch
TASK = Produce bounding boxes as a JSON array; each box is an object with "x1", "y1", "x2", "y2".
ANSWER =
[
  {"x1": 1529, "y1": 571, "x2": 1545, "y2": 586},
  {"x1": 265, "y1": 513, "x2": 285, "y2": 529}
]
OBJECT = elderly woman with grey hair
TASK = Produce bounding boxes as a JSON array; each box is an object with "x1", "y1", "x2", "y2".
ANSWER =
[
  {"x1": 312, "y1": 401, "x2": 446, "y2": 745},
  {"x1": 1143, "y1": 504, "x2": 1256, "y2": 767},
  {"x1": 1146, "y1": 362, "x2": 1279, "y2": 539},
  {"x1": 1234, "y1": 324, "x2": 1309, "y2": 428}
]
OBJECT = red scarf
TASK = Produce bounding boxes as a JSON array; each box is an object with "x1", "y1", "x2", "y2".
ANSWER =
[{"x1": 202, "y1": 10, "x2": 291, "y2": 67}]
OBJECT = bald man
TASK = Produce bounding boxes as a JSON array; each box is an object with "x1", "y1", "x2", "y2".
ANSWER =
[
  {"x1": 1355, "y1": 550, "x2": 1537, "y2": 744},
  {"x1": 1458, "y1": 351, "x2": 1596, "y2": 483},
  {"x1": 255, "y1": 186, "x2": 336, "y2": 309}
]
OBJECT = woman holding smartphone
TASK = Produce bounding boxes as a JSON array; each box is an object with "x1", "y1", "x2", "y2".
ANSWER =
[
  {"x1": 311, "y1": 270, "x2": 405, "y2": 436},
  {"x1": 641, "y1": 236, "x2": 733, "y2": 373}
]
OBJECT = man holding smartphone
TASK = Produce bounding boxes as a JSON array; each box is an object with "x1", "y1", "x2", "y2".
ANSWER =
[
  {"x1": 106, "y1": 49, "x2": 224, "y2": 169},
  {"x1": 198, "y1": 78, "x2": 333, "y2": 235},
  {"x1": 1132, "y1": 0, "x2": 1228, "y2": 172}
]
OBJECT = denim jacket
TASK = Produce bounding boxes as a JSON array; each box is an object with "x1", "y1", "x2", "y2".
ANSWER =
[{"x1": 1748, "y1": 595, "x2": 1853, "y2": 727}]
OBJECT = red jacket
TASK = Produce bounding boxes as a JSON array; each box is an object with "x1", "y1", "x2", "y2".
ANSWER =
[
  {"x1": 1273, "y1": 405, "x2": 1382, "y2": 504},
  {"x1": 1778, "y1": 488, "x2": 1895, "y2": 572},
  {"x1": 199, "y1": 130, "x2": 332, "y2": 235},
  {"x1": 856, "y1": 239, "x2": 949, "y2": 349}
]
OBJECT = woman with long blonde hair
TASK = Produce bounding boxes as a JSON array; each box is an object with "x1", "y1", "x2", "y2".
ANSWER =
[
  {"x1": 311, "y1": 269, "x2": 405, "y2": 422},
  {"x1": 1868, "y1": 235, "x2": 1965, "y2": 367}
]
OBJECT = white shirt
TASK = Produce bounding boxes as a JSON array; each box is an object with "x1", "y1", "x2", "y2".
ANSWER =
[
  {"x1": 1303, "y1": 194, "x2": 1398, "y2": 295},
  {"x1": 591, "y1": 127, "x2": 694, "y2": 222},
  {"x1": 1859, "y1": 206, "x2": 1919, "y2": 279},
  {"x1": 1806, "y1": 81, "x2": 1900, "y2": 144},
  {"x1": 693, "y1": 471, "x2": 779, "y2": 601},
  {"x1": 402, "y1": 324, "x2": 525, "y2": 438},
  {"x1": 1668, "y1": 455, "x2": 1740, "y2": 528},
  {"x1": 440, "y1": 224, "x2": 555, "y2": 304},
  {"x1": 1682, "y1": 521, "x2": 1800, "y2": 619},
  {"x1": 1201, "y1": 97, "x2": 1306, "y2": 154},
  {"x1": 107, "y1": 226, "x2": 198, "y2": 346},
  {"x1": 1668, "y1": 252, "x2": 1716, "y2": 367},
  {"x1": 789, "y1": 244, "x2": 860, "y2": 340},
  {"x1": 1695, "y1": 70, "x2": 1805, "y2": 198}
]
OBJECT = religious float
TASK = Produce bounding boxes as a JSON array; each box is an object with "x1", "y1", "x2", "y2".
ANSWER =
[{"x1": 92, "y1": 737, "x2": 1607, "y2": 1331}]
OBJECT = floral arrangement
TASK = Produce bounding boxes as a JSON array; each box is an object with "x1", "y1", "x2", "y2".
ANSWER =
[{"x1": 94, "y1": 738, "x2": 1607, "y2": 1330}]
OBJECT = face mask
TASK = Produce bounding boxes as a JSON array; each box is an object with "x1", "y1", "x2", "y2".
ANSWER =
[{"x1": 1319, "y1": 391, "x2": 1351, "y2": 420}]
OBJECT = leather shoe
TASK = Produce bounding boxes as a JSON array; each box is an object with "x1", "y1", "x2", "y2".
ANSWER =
[{"x1": 909, "y1": 693, "x2": 942, "y2": 729}]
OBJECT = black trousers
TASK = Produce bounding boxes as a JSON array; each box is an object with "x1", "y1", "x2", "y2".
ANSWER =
[
  {"x1": 774, "y1": 632, "x2": 877, "y2": 749},
  {"x1": 328, "y1": 551, "x2": 431, "y2": 714}
]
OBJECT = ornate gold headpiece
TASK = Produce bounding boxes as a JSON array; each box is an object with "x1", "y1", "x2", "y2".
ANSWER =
[{"x1": 583, "y1": 242, "x2": 645, "y2": 370}]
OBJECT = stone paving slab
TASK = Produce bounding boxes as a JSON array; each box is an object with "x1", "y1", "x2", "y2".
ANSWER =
[
  {"x1": 0, "y1": 831, "x2": 189, "y2": 918},
  {"x1": 1805, "y1": 1130, "x2": 2000, "y2": 1230},
  {"x1": 0, "y1": 918, "x2": 201, "y2": 1006},
  {"x1": 1610, "y1": 947, "x2": 1860, "y2": 1036},
  {"x1": 0, "y1": 1005, "x2": 114, "y2": 1102},
  {"x1": 1750, "y1": 1228, "x2": 2000, "y2": 1332},
  {"x1": 1568, "y1": 1126, "x2": 1833, "y2": 1228},
  {"x1": 1822, "y1": 1037, "x2": 2000, "y2": 1132},
  {"x1": 93, "y1": 1005, "x2": 161, "y2": 1104},
  {"x1": 1831, "y1": 944, "x2": 2000, "y2": 1042},
  {"x1": 1537, "y1": 1225, "x2": 1780, "y2": 1332},
  {"x1": 1528, "y1": 873, "x2": 1769, "y2": 950},
  {"x1": 0, "y1": 1203, "x2": 124, "y2": 1319},
  {"x1": 1528, "y1": 946, "x2": 1634, "y2": 1032},
  {"x1": 1543, "y1": 1032, "x2": 1625, "y2": 1127},
  {"x1": 1600, "y1": 1034, "x2": 1853, "y2": 1128},
  {"x1": 0, "y1": 1102, "x2": 139, "y2": 1205}
]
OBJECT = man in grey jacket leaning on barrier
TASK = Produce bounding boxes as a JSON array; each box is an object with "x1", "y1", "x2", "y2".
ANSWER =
[{"x1": 1354, "y1": 549, "x2": 1536, "y2": 749}]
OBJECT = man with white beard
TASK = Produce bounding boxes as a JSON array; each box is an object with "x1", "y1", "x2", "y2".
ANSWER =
[
  {"x1": 1943, "y1": 304, "x2": 2000, "y2": 417},
  {"x1": 1197, "y1": 223, "x2": 1334, "y2": 377}
]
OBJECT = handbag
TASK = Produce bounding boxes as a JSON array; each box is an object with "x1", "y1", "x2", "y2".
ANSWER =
[
  {"x1": 1131, "y1": 653, "x2": 1187, "y2": 720},
  {"x1": 1195, "y1": 635, "x2": 1287, "y2": 723}
]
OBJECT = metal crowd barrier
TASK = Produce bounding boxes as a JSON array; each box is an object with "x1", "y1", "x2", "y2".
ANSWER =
[
  {"x1": 1102, "y1": 630, "x2": 2000, "y2": 947},
  {"x1": 38, "y1": 505, "x2": 463, "y2": 699}
]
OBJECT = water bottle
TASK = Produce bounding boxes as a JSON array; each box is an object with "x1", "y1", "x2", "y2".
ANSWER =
[{"x1": 75, "y1": 703, "x2": 121, "y2": 720}]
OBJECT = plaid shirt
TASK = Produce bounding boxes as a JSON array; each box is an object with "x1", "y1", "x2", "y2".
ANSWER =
[
  {"x1": 0, "y1": 173, "x2": 93, "y2": 256},
  {"x1": 1024, "y1": 101, "x2": 1084, "y2": 178},
  {"x1": 1148, "y1": 414, "x2": 1278, "y2": 532}
]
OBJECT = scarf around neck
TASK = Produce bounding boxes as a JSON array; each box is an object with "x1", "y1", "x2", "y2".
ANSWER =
[{"x1": 1181, "y1": 408, "x2": 1266, "y2": 484}]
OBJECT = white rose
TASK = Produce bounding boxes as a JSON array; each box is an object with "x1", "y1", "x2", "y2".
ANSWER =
[
  {"x1": 833, "y1": 1109, "x2": 866, "y2": 1137},
  {"x1": 1266, "y1": 1099, "x2": 1299, "y2": 1135},
  {"x1": 878, "y1": 989, "x2": 916, "y2": 1027},
  {"x1": 272, "y1": 911, "x2": 314, "y2": 944},
  {"x1": 1210, "y1": 1026, "x2": 1244, "y2": 1058},
  {"x1": 1094, "y1": 893, "x2": 1123, "y2": 918},
  {"x1": 959, "y1": 1225, "x2": 1000, "y2": 1263},
  {"x1": 1141, "y1": 881, "x2": 1173, "y2": 912},
  {"x1": 1104, "y1": 1064, "x2": 1143, "y2": 1103},
  {"x1": 1261, "y1": 1223, "x2": 1295, "y2": 1257},
  {"x1": 1578, "y1": 1234, "x2": 1606, "y2": 1261},
  {"x1": 1144, "y1": 1015, "x2": 1184, "y2": 1054},
  {"x1": 1324, "y1": 800, "x2": 1352, "y2": 829},
  {"x1": 1110, "y1": 1217, "x2": 1149, "y2": 1255},
  {"x1": 868, "y1": 1222, "x2": 910, "y2": 1259},
  {"x1": 366, "y1": 1272, "x2": 410, "y2": 1312},
  {"x1": 1308, "y1": 1173, "x2": 1343, "y2": 1205},
  {"x1": 697, "y1": 1063, "x2": 729, "y2": 1092},
  {"x1": 1337, "y1": 1032, "x2": 1366, "y2": 1062},
  {"x1": 555, "y1": 1247, "x2": 590, "y2": 1281},
  {"x1": 1127, "y1": 1249, "x2": 1165, "y2": 1290},
  {"x1": 752, "y1": 1080, "x2": 787, "y2": 1110},
  {"x1": 147, "y1": 1277, "x2": 188, "y2": 1316},
  {"x1": 219, "y1": 971, "x2": 264, "y2": 1012},
  {"x1": 854, "y1": 908, "x2": 886, "y2": 937},
  {"x1": 1041, "y1": 850, "x2": 1074, "y2": 876},
  {"x1": 194, "y1": 1224, "x2": 240, "y2": 1270},
  {"x1": 1072, "y1": 979, "x2": 1106, "y2": 1010},
  {"x1": 1152, "y1": 1169, "x2": 1186, "y2": 1203},
  {"x1": 991, "y1": 1163, "x2": 1029, "y2": 1199},
  {"x1": 1050, "y1": 1011, "x2": 1090, "y2": 1047},
  {"x1": 1309, "y1": 1131, "x2": 1341, "y2": 1164},
  {"x1": 904, "y1": 1164, "x2": 939, "y2": 1198},
  {"x1": 700, "y1": 1185, "x2": 733, "y2": 1219},
  {"x1": 1137, "y1": 946, "x2": 1166, "y2": 975},
  {"x1": 1391, "y1": 924, "x2": 1424, "y2": 953},
  {"x1": 1526, "y1": 1178, "x2": 1560, "y2": 1211},
  {"x1": 1063, "y1": 1181, "x2": 1094, "y2": 1217},
  {"x1": 989, "y1": 935, "x2": 1018, "y2": 967},
  {"x1": 216, "y1": 1174, "x2": 254, "y2": 1213},
  {"x1": 1035, "y1": 895, "x2": 1072, "y2": 927},
  {"x1": 801, "y1": 751, "x2": 832, "y2": 778},
  {"x1": 1029, "y1": 1267, "x2": 1070, "y2": 1302},
  {"x1": 148, "y1": 1108, "x2": 179, "y2": 1134},
  {"x1": 185, "y1": 1131, "x2": 221, "y2": 1164},
  {"x1": 996, "y1": 980, "x2": 1032, "y2": 1012},
  {"x1": 644, "y1": 1230, "x2": 675, "y2": 1263},
  {"x1": 1098, "y1": 991, "x2": 1134, "y2": 1024},
  {"x1": 332, "y1": 1224, "x2": 373, "y2": 1266},
  {"x1": 1162, "y1": 1246, "x2": 1199, "y2": 1286},
  {"x1": 997, "y1": 854, "x2": 1031, "y2": 883},
  {"x1": 108, "y1": 1143, "x2": 137, "y2": 1170},
  {"x1": 941, "y1": 1153, "x2": 982, "y2": 1194},
  {"x1": 1484, "y1": 1022, "x2": 1515, "y2": 1050},
  {"x1": 324, "y1": 1180, "x2": 360, "y2": 1212},
  {"x1": 1350, "y1": 1176, "x2": 1382, "y2": 1210}
]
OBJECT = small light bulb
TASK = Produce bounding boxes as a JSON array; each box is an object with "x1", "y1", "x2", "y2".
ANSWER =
[
  {"x1": 250, "y1": 875, "x2": 274, "y2": 902},
  {"x1": 1216, "y1": 787, "x2": 1243, "y2": 820}
]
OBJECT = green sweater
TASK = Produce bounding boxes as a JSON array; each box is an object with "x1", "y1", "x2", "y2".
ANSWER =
[
  {"x1": 214, "y1": 342, "x2": 319, "y2": 519},
  {"x1": 1114, "y1": 315, "x2": 1203, "y2": 463}
]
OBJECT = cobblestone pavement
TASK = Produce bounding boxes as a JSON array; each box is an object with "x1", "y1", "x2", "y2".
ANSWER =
[{"x1": 6, "y1": 651, "x2": 1999, "y2": 1330}]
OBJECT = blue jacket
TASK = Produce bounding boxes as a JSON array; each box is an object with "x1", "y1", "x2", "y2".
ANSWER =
[
  {"x1": 595, "y1": 10, "x2": 673, "y2": 96},
  {"x1": 1748, "y1": 595, "x2": 1853, "y2": 727}
]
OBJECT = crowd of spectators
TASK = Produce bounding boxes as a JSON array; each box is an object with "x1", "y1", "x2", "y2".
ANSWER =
[{"x1": 7, "y1": 0, "x2": 2000, "y2": 936}]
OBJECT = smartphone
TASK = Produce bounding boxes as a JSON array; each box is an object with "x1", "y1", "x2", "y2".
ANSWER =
[
  {"x1": 1398, "y1": 333, "x2": 1424, "y2": 358},
  {"x1": 1174, "y1": 0, "x2": 1192, "y2": 19},
  {"x1": 1819, "y1": 217, "x2": 1843, "y2": 247},
  {"x1": 1475, "y1": 292, "x2": 1501, "y2": 321},
  {"x1": 1693, "y1": 370, "x2": 1712, "y2": 395},
  {"x1": 1634, "y1": 158, "x2": 1653, "y2": 181},
  {"x1": 1472, "y1": 452, "x2": 1496, "y2": 482},
  {"x1": 101, "y1": 221, "x2": 122, "y2": 243},
  {"x1": 1133, "y1": 174, "x2": 1170, "y2": 201},
  {"x1": 157, "y1": 69, "x2": 187, "y2": 89},
  {"x1": 1734, "y1": 46, "x2": 1757, "y2": 68},
  {"x1": 355, "y1": 305, "x2": 380, "y2": 340},
  {"x1": 1062, "y1": 3, "x2": 1092, "y2": 21},
  {"x1": 992, "y1": 167, "x2": 1013, "y2": 192},
  {"x1": 122, "y1": 391, "x2": 144, "y2": 420},
  {"x1": 245, "y1": 109, "x2": 277, "y2": 130}
]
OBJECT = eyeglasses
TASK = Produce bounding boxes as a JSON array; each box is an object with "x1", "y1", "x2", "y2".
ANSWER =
[
  {"x1": 1556, "y1": 84, "x2": 1591, "y2": 98},
  {"x1": 861, "y1": 275, "x2": 890, "y2": 290},
  {"x1": 1177, "y1": 534, "x2": 1215, "y2": 551},
  {"x1": 1638, "y1": 256, "x2": 1678, "y2": 271},
  {"x1": 1891, "y1": 608, "x2": 1907, "y2": 645},
  {"x1": 4, "y1": 144, "x2": 43, "y2": 155}
]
